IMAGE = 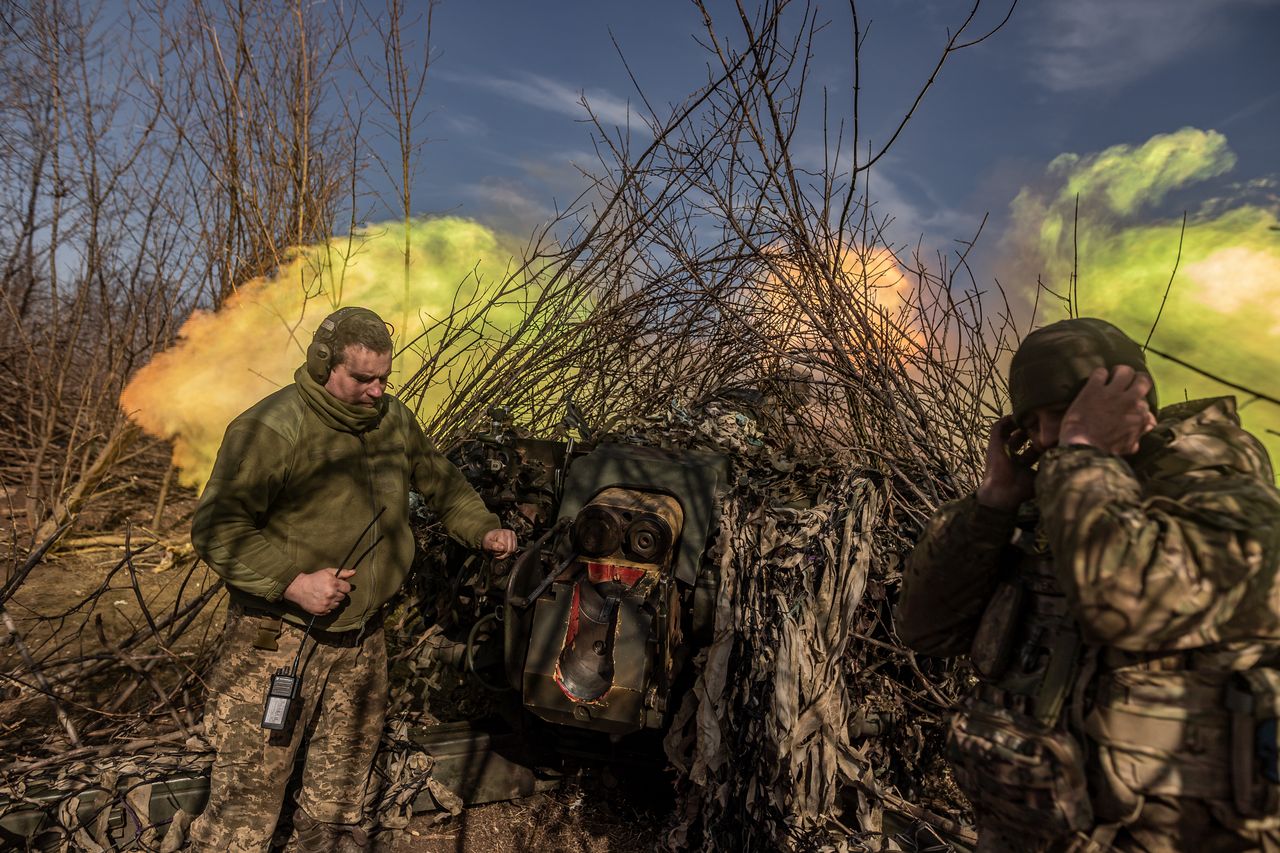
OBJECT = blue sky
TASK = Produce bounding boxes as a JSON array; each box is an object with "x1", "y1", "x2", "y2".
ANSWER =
[
  {"x1": 384, "y1": 0, "x2": 1280, "y2": 446},
  {"x1": 398, "y1": 0, "x2": 1278, "y2": 265},
  {"x1": 80, "y1": 0, "x2": 1280, "y2": 468}
]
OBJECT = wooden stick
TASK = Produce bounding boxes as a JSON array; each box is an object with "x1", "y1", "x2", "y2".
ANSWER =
[
  {"x1": 0, "y1": 730, "x2": 190, "y2": 775},
  {"x1": 152, "y1": 461, "x2": 176, "y2": 528},
  {"x1": 33, "y1": 420, "x2": 141, "y2": 545},
  {"x1": 877, "y1": 788, "x2": 977, "y2": 846}
]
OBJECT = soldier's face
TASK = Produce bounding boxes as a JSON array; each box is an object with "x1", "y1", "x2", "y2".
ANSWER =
[
  {"x1": 325, "y1": 345, "x2": 392, "y2": 407},
  {"x1": 1025, "y1": 404, "x2": 1068, "y2": 453}
]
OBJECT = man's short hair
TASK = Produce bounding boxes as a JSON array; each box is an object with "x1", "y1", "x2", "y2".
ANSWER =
[{"x1": 330, "y1": 310, "x2": 393, "y2": 366}]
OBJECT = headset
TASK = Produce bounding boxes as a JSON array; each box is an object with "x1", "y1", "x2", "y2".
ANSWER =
[{"x1": 305, "y1": 306, "x2": 388, "y2": 384}]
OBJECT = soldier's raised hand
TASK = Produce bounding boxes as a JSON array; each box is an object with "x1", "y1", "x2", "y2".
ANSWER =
[
  {"x1": 283, "y1": 567, "x2": 357, "y2": 615},
  {"x1": 976, "y1": 415, "x2": 1037, "y2": 511},
  {"x1": 1059, "y1": 366, "x2": 1157, "y2": 455}
]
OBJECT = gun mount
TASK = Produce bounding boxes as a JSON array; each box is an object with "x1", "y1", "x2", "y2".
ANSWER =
[
  {"x1": 504, "y1": 444, "x2": 729, "y2": 734},
  {"x1": 436, "y1": 405, "x2": 731, "y2": 738}
]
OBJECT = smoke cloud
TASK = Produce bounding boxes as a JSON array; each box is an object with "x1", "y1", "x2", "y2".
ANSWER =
[
  {"x1": 1004, "y1": 127, "x2": 1280, "y2": 471},
  {"x1": 120, "y1": 217, "x2": 532, "y2": 490}
]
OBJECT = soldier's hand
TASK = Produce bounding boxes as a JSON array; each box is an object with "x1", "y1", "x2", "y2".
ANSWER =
[
  {"x1": 482, "y1": 528, "x2": 518, "y2": 560},
  {"x1": 976, "y1": 415, "x2": 1036, "y2": 511},
  {"x1": 1060, "y1": 366, "x2": 1157, "y2": 455},
  {"x1": 283, "y1": 567, "x2": 357, "y2": 616}
]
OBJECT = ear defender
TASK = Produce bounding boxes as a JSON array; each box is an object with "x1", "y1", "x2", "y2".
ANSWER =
[{"x1": 305, "y1": 306, "x2": 391, "y2": 384}]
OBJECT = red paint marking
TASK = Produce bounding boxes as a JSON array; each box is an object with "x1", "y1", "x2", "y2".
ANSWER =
[
  {"x1": 554, "y1": 582, "x2": 593, "y2": 701},
  {"x1": 585, "y1": 562, "x2": 647, "y2": 588},
  {"x1": 562, "y1": 581, "x2": 581, "y2": 648}
]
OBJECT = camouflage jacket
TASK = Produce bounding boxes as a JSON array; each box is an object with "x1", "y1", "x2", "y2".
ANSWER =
[{"x1": 899, "y1": 396, "x2": 1280, "y2": 658}]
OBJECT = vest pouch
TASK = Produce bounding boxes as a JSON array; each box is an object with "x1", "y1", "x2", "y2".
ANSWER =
[
  {"x1": 1228, "y1": 669, "x2": 1280, "y2": 819},
  {"x1": 947, "y1": 698, "x2": 1093, "y2": 841},
  {"x1": 969, "y1": 580, "x2": 1024, "y2": 681},
  {"x1": 1087, "y1": 668, "x2": 1232, "y2": 804}
]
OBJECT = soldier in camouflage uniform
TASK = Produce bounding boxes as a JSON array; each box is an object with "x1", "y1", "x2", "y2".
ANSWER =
[
  {"x1": 898, "y1": 318, "x2": 1280, "y2": 852},
  {"x1": 189, "y1": 307, "x2": 517, "y2": 852}
]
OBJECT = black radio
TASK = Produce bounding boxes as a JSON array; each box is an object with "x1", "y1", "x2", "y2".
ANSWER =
[{"x1": 261, "y1": 667, "x2": 299, "y2": 731}]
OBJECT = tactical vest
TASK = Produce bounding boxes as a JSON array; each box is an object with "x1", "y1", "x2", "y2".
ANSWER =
[{"x1": 947, "y1": 506, "x2": 1280, "y2": 846}]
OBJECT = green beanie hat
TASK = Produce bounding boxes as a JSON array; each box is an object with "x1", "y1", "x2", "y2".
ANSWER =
[{"x1": 1009, "y1": 318, "x2": 1158, "y2": 426}]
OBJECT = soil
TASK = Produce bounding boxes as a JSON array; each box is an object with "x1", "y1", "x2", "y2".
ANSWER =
[{"x1": 391, "y1": 784, "x2": 667, "y2": 852}]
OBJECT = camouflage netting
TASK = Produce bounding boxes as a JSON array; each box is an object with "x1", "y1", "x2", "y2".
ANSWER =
[
  {"x1": 598, "y1": 396, "x2": 974, "y2": 852},
  {"x1": 0, "y1": 717, "x2": 466, "y2": 850}
]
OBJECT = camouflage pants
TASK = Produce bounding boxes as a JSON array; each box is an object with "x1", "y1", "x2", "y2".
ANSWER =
[
  {"x1": 976, "y1": 796, "x2": 1280, "y2": 852},
  {"x1": 188, "y1": 610, "x2": 388, "y2": 853}
]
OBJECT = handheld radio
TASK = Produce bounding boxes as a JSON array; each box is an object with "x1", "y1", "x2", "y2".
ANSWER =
[
  {"x1": 259, "y1": 506, "x2": 386, "y2": 731},
  {"x1": 262, "y1": 666, "x2": 301, "y2": 731}
]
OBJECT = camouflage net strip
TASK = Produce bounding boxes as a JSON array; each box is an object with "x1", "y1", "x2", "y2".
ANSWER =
[
  {"x1": 0, "y1": 720, "x2": 459, "y2": 850},
  {"x1": 0, "y1": 738, "x2": 210, "y2": 851},
  {"x1": 664, "y1": 471, "x2": 881, "y2": 851},
  {"x1": 607, "y1": 399, "x2": 966, "y2": 852}
]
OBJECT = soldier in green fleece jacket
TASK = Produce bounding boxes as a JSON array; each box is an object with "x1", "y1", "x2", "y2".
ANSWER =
[{"x1": 189, "y1": 307, "x2": 516, "y2": 853}]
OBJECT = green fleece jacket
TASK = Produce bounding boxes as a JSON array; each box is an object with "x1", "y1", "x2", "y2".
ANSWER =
[{"x1": 192, "y1": 366, "x2": 499, "y2": 631}]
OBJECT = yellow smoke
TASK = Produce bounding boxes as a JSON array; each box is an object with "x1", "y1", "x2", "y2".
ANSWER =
[
  {"x1": 121, "y1": 217, "x2": 534, "y2": 490},
  {"x1": 1005, "y1": 127, "x2": 1280, "y2": 473},
  {"x1": 751, "y1": 244, "x2": 919, "y2": 354}
]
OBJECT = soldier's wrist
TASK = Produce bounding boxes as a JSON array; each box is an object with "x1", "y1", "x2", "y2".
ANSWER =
[
  {"x1": 969, "y1": 492, "x2": 1020, "y2": 540},
  {"x1": 975, "y1": 482, "x2": 1023, "y2": 513}
]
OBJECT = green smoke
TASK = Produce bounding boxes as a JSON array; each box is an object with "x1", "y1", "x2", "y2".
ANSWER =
[
  {"x1": 122, "y1": 217, "x2": 544, "y2": 489},
  {"x1": 1008, "y1": 127, "x2": 1280, "y2": 474}
]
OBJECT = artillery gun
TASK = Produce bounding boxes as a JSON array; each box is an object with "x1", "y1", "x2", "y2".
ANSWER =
[{"x1": 400, "y1": 406, "x2": 731, "y2": 808}]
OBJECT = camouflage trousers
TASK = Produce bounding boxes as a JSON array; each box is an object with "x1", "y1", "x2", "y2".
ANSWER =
[
  {"x1": 188, "y1": 609, "x2": 388, "y2": 853},
  {"x1": 976, "y1": 796, "x2": 1280, "y2": 853}
]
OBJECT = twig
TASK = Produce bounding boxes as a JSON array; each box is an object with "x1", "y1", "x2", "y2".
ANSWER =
[
  {"x1": 151, "y1": 461, "x2": 176, "y2": 528},
  {"x1": 0, "y1": 602, "x2": 83, "y2": 748},
  {"x1": 1143, "y1": 211, "x2": 1186, "y2": 350},
  {"x1": 0, "y1": 730, "x2": 191, "y2": 775},
  {"x1": 1070, "y1": 193, "x2": 1079, "y2": 317},
  {"x1": 0, "y1": 519, "x2": 74, "y2": 605},
  {"x1": 123, "y1": 523, "x2": 162, "y2": 640},
  {"x1": 1145, "y1": 346, "x2": 1280, "y2": 408},
  {"x1": 92, "y1": 614, "x2": 192, "y2": 737}
]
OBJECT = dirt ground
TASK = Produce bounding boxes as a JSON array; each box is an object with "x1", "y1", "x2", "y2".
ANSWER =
[{"x1": 389, "y1": 786, "x2": 668, "y2": 852}]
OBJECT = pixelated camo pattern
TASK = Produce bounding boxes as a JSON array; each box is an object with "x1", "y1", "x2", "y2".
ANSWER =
[{"x1": 188, "y1": 612, "x2": 387, "y2": 852}]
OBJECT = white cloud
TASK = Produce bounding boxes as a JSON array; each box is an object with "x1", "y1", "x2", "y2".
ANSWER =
[
  {"x1": 456, "y1": 71, "x2": 649, "y2": 134},
  {"x1": 1031, "y1": 0, "x2": 1266, "y2": 93},
  {"x1": 462, "y1": 179, "x2": 557, "y2": 233},
  {"x1": 438, "y1": 111, "x2": 487, "y2": 138},
  {"x1": 864, "y1": 163, "x2": 985, "y2": 252}
]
